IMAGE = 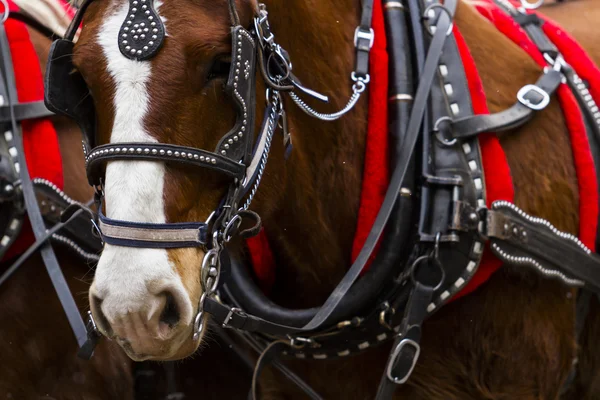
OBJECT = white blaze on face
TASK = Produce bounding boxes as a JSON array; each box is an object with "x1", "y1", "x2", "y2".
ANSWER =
[{"x1": 92, "y1": 0, "x2": 189, "y2": 323}]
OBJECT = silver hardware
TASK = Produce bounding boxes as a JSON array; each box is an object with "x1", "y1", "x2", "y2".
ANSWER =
[
  {"x1": 389, "y1": 94, "x2": 413, "y2": 102},
  {"x1": 433, "y1": 116, "x2": 457, "y2": 146},
  {"x1": 423, "y1": 4, "x2": 454, "y2": 36},
  {"x1": 354, "y1": 27, "x2": 375, "y2": 49},
  {"x1": 384, "y1": 1, "x2": 405, "y2": 9},
  {"x1": 386, "y1": 338, "x2": 421, "y2": 384},
  {"x1": 520, "y1": 0, "x2": 544, "y2": 10},
  {"x1": 222, "y1": 307, "x2": 243, "y2": 328},
  {"x1": 517, "y1": 84, "x2": 550, "y2": 111}
]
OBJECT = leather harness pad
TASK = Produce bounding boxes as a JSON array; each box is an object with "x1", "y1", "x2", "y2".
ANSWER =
[
  {"x1": 45, "y1": 39, "x2": 96, "y2": 151},
  {"x1": 216, "y1": 26, "x2": 257, "y2": 165}
]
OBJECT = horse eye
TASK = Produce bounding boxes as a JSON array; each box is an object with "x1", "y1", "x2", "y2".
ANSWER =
[{"x1": 207, "y1": 58, "x2": 231, "y2": 82}]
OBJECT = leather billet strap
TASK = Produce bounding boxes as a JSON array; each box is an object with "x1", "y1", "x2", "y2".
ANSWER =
[
  {"x1": 483, "y1": 201, "x2": 600, "y2": 292},
  {"x1": 85, "y1": 142, "x2": 246, "y2": 186},
  {"x1": 0, "y1": 100, "x2": 53, "y2": 123},
  {"x1": 0, "y1": 23, "x2": 89, "y2": 349},
  {"x1": 205, "y1": 0, "x2": 456, "y2": 336},
  {"x1": 448, "y1": 68, "x2": 562, "y2": 139},
  {"x1": 355, "y1": 0, "x2": 376, "y2": 79},
  {"x1": 98, "y1": 210, "x2": 208, "y2": 248}
]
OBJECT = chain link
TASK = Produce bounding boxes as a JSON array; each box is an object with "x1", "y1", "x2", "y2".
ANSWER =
[{"x1": 288, "y1": 74, "x2": 369, "y2": 121}]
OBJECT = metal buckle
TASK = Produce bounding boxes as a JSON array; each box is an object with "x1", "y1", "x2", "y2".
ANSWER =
[
  {"x1": 222, "y1": 307, "x2": 244, "y2": 329},
  {"x1": 517, "y1": 84, "x2": 550, "y2": 111},
  {"x1": 354, "y1": 27, "x2": 375, "y2": 50},
  {"x1": 386, "y1": 338, "x2": 421, "y2": 384}
]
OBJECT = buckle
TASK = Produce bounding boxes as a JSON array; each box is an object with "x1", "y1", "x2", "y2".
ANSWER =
[
  {"x1": 517, "y1": 84, "x2": 550, "y2": 111},
  {"x1": 222, "y1": 307, "x2": 244, "y2": 329},
  {"x1": 354, "y1": 27, "x2": 375, "y2": 50},
  {"x1": 386, "y1": 338, "x2": 421, "y2": 384}
]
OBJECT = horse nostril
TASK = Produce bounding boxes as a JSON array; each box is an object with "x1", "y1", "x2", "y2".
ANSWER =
[
  {"x1": 159, "y1": 292, "x2": 180, "y2": 328},
  {"x1": 90, "y1": 294, "x2": 114, "y2": 337}
]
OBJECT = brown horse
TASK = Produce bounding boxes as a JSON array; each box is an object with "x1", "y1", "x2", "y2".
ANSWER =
[
  {"x1": 69, "y1": 0, "x2": 600, "y2": 398},
  {"x1": 1, "y1": 3, "x2": 252, "y2": 398}
]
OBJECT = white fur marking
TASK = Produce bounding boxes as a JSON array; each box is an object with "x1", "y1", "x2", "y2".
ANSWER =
[{"x1": 93, "y1": 1, "x2": 191, "y2": 325}]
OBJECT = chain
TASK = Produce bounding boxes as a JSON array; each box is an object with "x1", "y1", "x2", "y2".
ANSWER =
[
  {"x1": 288, "y1": 74, "x2": 369, "y2": 121},
  {"x1": 192, "y1": 233, "x2": 222, "y2": 341},
  {"x1": 241, "y1": 92, "x2": 280, "y2": 211}
]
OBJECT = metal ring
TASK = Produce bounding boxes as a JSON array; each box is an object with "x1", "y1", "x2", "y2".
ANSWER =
[
  {"x1": 0, "y1": 0, "x2": 9, "y2": 25},
  {"x1": 423, "y1": 4, "x2": 454, "y2": 36},
  {"x1": 520, "y1": 0, "x2": 544, "y2": 9},
  {"x1": 433, "y1": 116, "x2": 457, "y2": 146},
  {"x1": 223, "y1": 214, "x2": 242, "y2": 243},
  {"x1": 409, "y1": 254, "x2": 445, "y2": 291}
]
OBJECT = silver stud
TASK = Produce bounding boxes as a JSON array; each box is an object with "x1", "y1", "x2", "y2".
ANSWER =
[
  {"x1": 132, "y1": 7, "x2": 137, "y2": 12},
  {"x1": 233, "y1": 136, "x2": 239, "y2": 142},
  {"x1": 125, "y1": 45, "x2": 131, "y2": 51},
  {"x1": 142, "y1": 5, "x2": 147, "y2": 9},
  {"x1": 130, "y1": 49, "x2": 136, "y2": 55},
  {"x1": 115, "y1": 148, "x2": 121, "y2": 153},
  {"x1": 228, "y1": 139, "x2": 233, "y2": 144},
  {"x1": 133, "y1": 0, "x2": 138, "y2": 4},
  {"x1": 211, "y1": 159, "x2": 216, "y2": 164},
  {"x1": 140, "y1": 22, "x2": 146, "y2": 27},
  {"x1": 237, "y1": 55, "x2": 241, "y2": 60},
  {"x1": 194, "y1": 154, "x2": 199, "y2": 160},
  {"x1": 159, "y1": 149, "x2": 165, "y2": 155},
  {"x1": 200, "y1": 156, "x2": 205, "y2": 161},
  {"x1": 234, "y1": 83, "x2": 237, "y2": 88},
  {"x1": 133, "y1": 35, "x2": 139, "y2": 40},
  {"x1": 151, "y1": 149, "x2": 158, "y2": 154},
  {"x1": 152, "y1": 35, "x2": 157, "y2": 40},
  {"x1": 167, "y1": 150, "x2": 173, "y2": 156},
  {"x1": 243, "y1": 119, "x2": 247, "y2": 125},
  {"x1": 236, "y1": 69, "x2": 240, "y2": 74},
  {"x1": 224, "y1": 144, "x2": 229, "y2": 149},
  {"x1": 153, "y1": 28, "x2": 158, "y2": 33},
  {"x1": 129, "y1": 14, "x2": 135, "y2": 19},
  {"x1": 235, "y1": 76, "x2": 239, "y2": 81},
  {"x1": 124, "y1": 27, "x2": 130, "y2": 32},
  {"x1": 151, "y1": 22, "x2": 156, "y2": 27},
  {"x1": 241, "y1": 126, "x2": 245, "y2": 131},
  {"x1": 175, "y1": 151, "x2": 180, "y2": 157},
  {"x1": 149, "y1": 41, "x2": 154, "y2": 46},
  {"x1": 187, "y1": 153, "x2": 193, "y2": 159},
  {"x1": 144, "y1": 28, "x2": 149, "y2": 33},
  {"x1": 109, "y1": 148, "x2": 114, "y2": 153},
  {"x1": 122, "y1": 33, "x2": 128, "y2": 38},
  {"x1": 141, "y1": 34, "x2": 146, "y2": 40},
  {"x1": 127, "y1": 20, "x2": 132, "y2": 25},
  {"x1": 236, "y1": 62, "x2": 240, "y2": 67},
  {"x1": 136, "y1": 148, "x2": 142, "y2": 153},
  {"x1": 145, "y1": 10, "x2": 151, "y2": 15},
  {"x1": 122, "y1": 40, "x2": 128, "y2": 45},
  {"x1": 148, "y1": 16, "x2": 154, "y2": 20},
  {"x1": 137, "y1": 28, "x2": 142, "y2": 34},
  {"x1": 143, "y1": 46, "x2": 149, "y2": 51},
  {"x1": 238, "y1": 132, "x2": 243, "y2": 137},
  {"x1": 221, "y1": 150, "x2": 227, "y2": 155},
  {"x1": 127, "y1": 148, "x2": 133, "y2": 153},
  {"x1": 137, "y1": 49, "x2": 143, "y2": 55}
]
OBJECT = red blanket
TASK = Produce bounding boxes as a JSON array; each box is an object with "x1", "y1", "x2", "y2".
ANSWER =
[{"x1": 1, "y1": 0, "x2": 66, "y2": 260}]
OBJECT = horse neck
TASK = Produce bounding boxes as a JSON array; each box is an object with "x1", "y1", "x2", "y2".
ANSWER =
[{"x1": 257, "y1": 0, "x2": 368, "y2": 308}]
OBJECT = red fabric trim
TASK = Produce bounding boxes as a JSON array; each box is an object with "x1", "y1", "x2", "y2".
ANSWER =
[
  {"x1": 1, "y1": 0, "x2": 64, "y2": 261},
  {"x1": 451, "y1": 27, "x2": 514, "y2": 301},
  {"x1": 351, "y1": 0, "x2": 389, "y2": 271},
  {"x1": 473, "y1": 2, "x2": 598, "y2": 252}
]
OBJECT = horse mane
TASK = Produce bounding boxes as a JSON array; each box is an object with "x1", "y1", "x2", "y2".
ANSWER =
[{"x1": 13, "y1": 0, "x2": 74, "y2": 38}]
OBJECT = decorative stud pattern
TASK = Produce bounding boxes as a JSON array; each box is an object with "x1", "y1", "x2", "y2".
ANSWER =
[
  {"x1": 85, "y1": 146, "x2": 217, "y2": 166},
  {"x1": 572, "y1": 74, "x2": 600, "y2": 128},
  {"x1": 118, "y1": 0, "x2": 165, "y2": 61}
]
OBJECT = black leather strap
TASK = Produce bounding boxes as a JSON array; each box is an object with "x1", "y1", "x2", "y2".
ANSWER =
[
  {"x1": 513, "y1": 13, "x2": 559, "y2": 60},
  {"x1": 206, "y1": 0, "x2": 455, "y2": 337},
  {"x1": 0, "y1": 24, "x2": 88, "y2": 347},
  {"x1": 86, "y1": 142, "x2": 246, "y2": 185},
  {"x1": 449, "y1": 69, "x2": 562, "y2": 139},
  {"x1": 355, "y1": 0, "x2": 375, "y2": 78},
  {"x1": 0, "y1": 101, "x2": 54, "y2": 123}
]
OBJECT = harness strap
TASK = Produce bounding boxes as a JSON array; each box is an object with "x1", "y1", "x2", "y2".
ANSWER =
[
  {"x1": 484, "y1": 201, "x2": 600, "y2": 291},
  {"x1": 513, "y1": 13, "x2": 559, "y2": 59},
  {"x1": 0, "y1": 100, "x2": 53, "y2": 122},
  {"x1": 0, "y1": 23, "x2": 89, "y2": 349},
  {"x1": 207, "y1": 0, "x2": 455, "y2": 338},
  {"x1": 448, "y1": 69, "x2": 562, "y2": 139},
  {"x1": 355, "y1": 0, "x2": 376, "y2": 79}
]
